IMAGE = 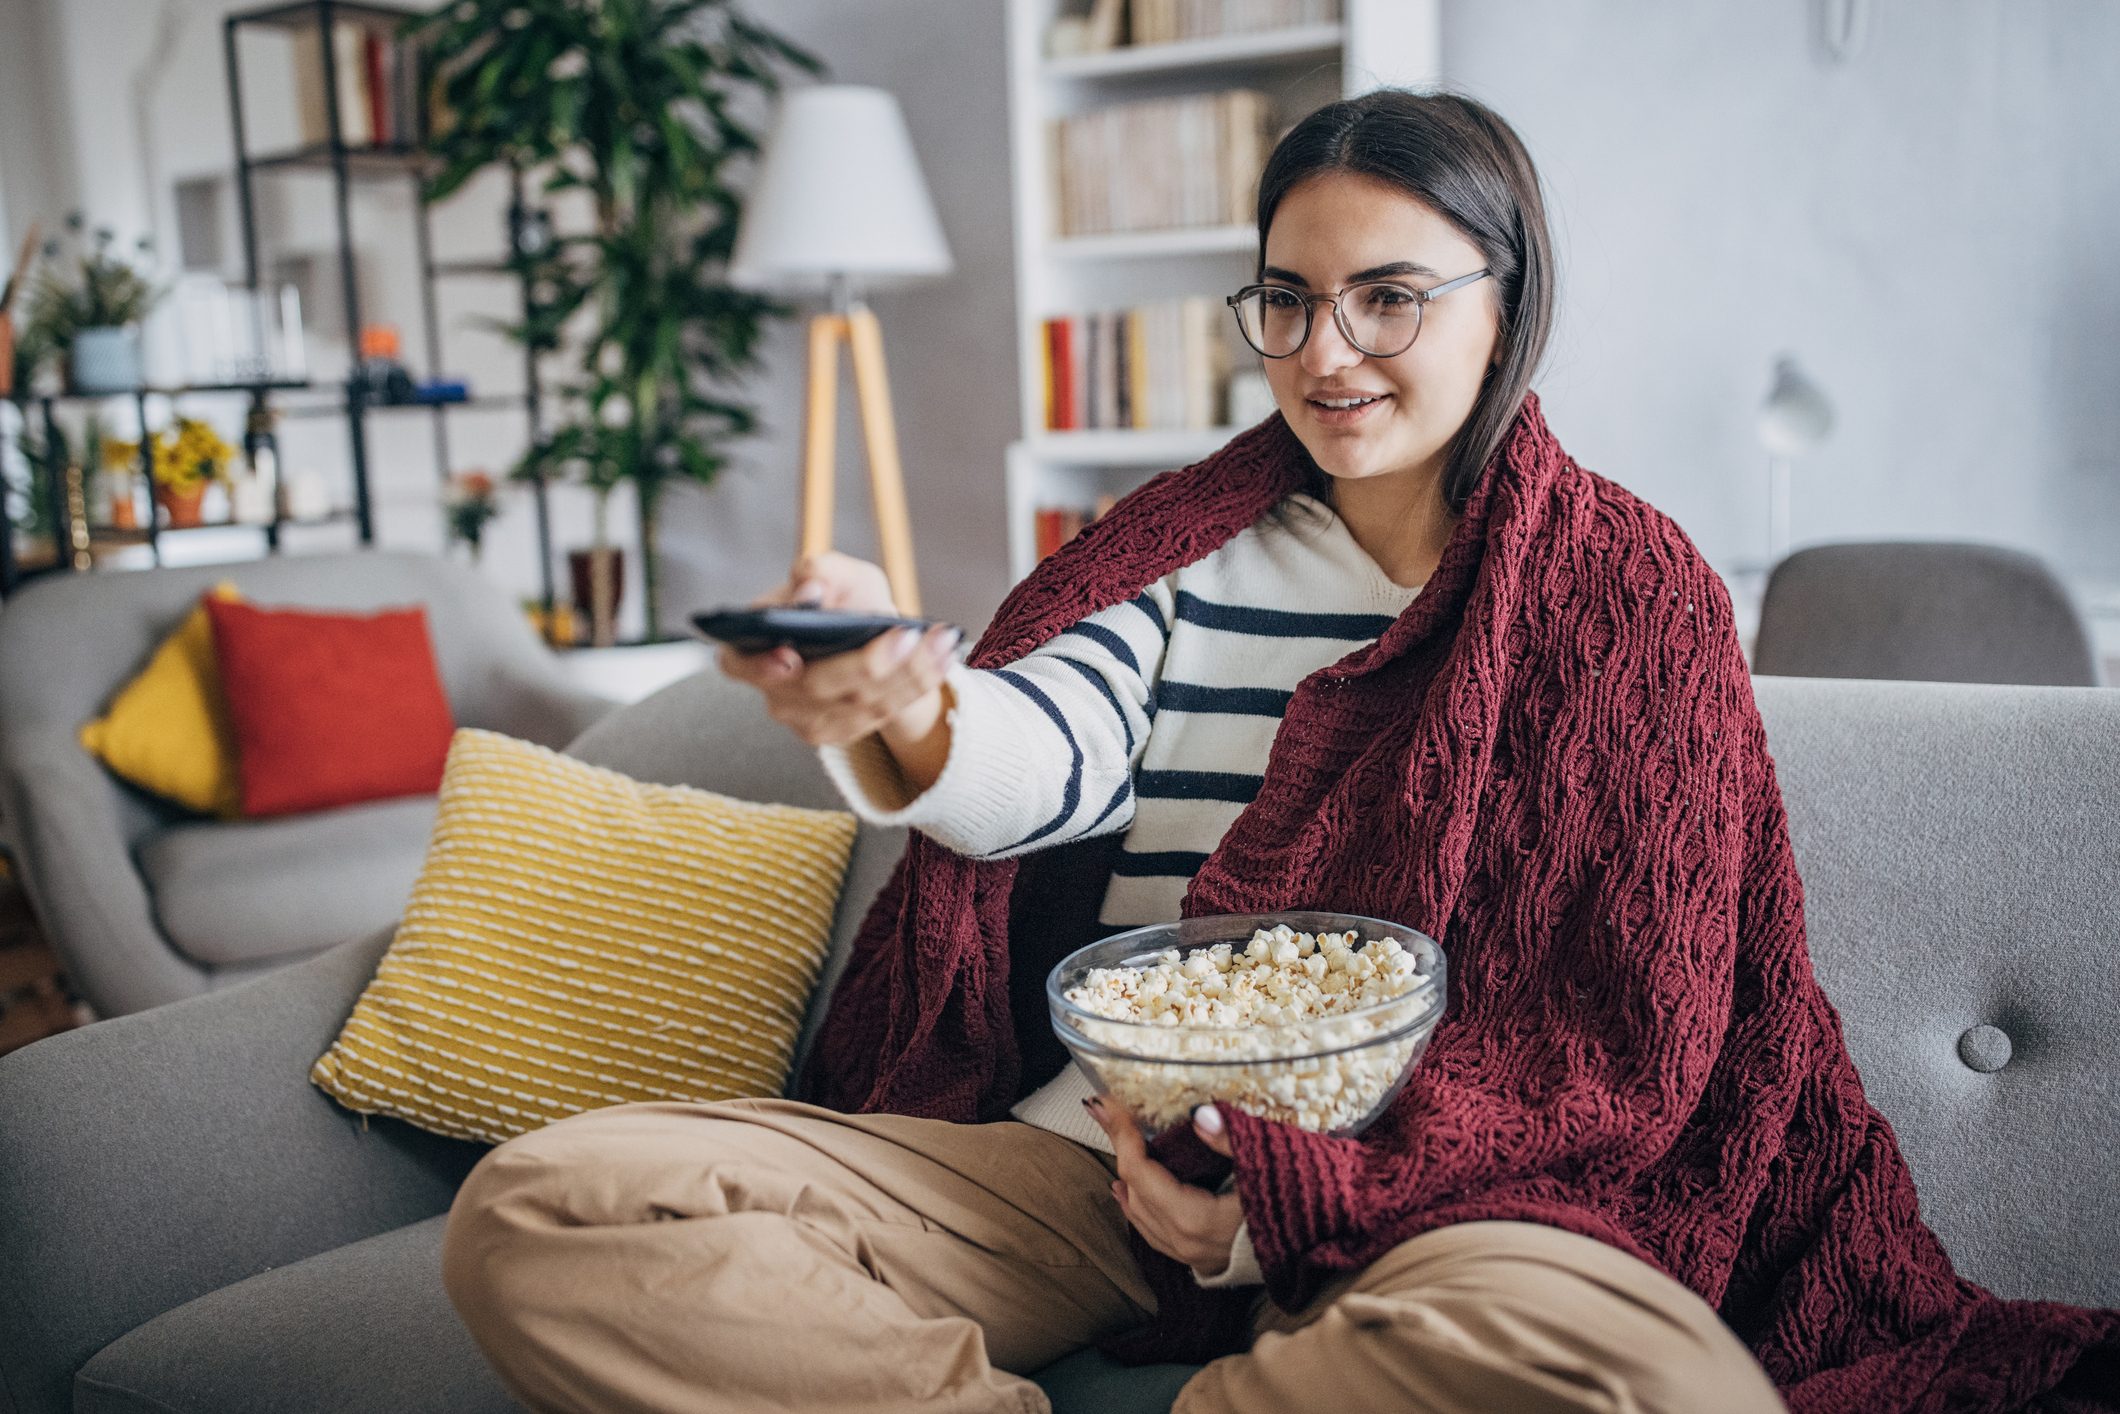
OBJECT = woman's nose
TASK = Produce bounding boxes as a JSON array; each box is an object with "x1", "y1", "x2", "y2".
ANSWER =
[{"x1": 1299, "y1": 305, "x2": 1363, "y2": 377}]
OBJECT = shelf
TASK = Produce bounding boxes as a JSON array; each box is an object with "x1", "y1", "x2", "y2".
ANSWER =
[
  {"x1": 1021, "y1": 427, "x2": 1243, "y2": 465},
  {"x1": 245, "y1": 143, "x2": 433, "y2": 178},
  {"x1": 34, "y1": 380, "x2": 312, "y2": 403},
  {"x1": 1044, "y1": 24, "x2": 1344, "y2": 80},
  {"x1": 1046, "y1": 224, "x2": 1256, "y2": 260},
  {"x1": 227, "y1": 0, "x2": 422, "y2": 33},
  {"x1": 429, "y1": 259, "x2": 516, "y2": 279},
  {"x1": 79, "y1": 511, "x2": 359, "y2": 543},
  {"x1": 274, "y1": 392, "x2": 533, "y2": 420}
]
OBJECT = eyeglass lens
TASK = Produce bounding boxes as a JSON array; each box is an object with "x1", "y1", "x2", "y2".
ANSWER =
[{"x1": 1234, "y1": 283, "x2": 1424, "y2": 358}]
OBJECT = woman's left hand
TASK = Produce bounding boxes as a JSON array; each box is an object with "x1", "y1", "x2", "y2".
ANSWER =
[{"x1": 1085, "y1": 1095, "x2": 1244, "y2": 1279}]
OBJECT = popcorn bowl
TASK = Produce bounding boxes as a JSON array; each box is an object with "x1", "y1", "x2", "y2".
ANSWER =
[{"x1": 1047, "y1": 911, "x2": 1448, "y2": 1138}]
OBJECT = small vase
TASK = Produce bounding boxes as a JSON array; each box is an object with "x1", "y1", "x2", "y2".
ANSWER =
[
  {"x1": 70, "y1": 327, "x2": 143, "y2": 395},
  {"x1": 157, "y1": 484, "x2": 208, "y2": 530}
]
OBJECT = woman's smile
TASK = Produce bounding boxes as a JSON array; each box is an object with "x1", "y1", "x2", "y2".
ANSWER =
[{"x1": 1303, "y1": 386, "x2": 1396, "y2": 429}]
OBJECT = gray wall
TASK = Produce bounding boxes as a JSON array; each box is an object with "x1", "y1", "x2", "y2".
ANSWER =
[
  {"x1": 1443, "y1": 0, "x2": 2120, "y2": 581},
  {"x1": 653, "y1": 0, "x2": 1021, "y2": 636}
]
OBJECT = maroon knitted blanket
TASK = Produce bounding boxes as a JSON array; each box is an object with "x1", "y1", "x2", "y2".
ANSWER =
[{"x1": 803, "y1": 394, "x2": 2119, "y2": 1410}]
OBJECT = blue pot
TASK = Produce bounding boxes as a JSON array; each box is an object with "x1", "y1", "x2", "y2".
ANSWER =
[{"x1": 70, "y1": 327, "x2": 143, "y2": 394}]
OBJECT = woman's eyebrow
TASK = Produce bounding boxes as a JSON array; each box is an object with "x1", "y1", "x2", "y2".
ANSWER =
[{"x1": 1260, "y1": 260, "x2": 1444, "y2": 286}]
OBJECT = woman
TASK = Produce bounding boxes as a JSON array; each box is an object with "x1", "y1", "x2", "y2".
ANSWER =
[{"x1": 442, "y1": 92, "x2": 2118, "y2": 1413}]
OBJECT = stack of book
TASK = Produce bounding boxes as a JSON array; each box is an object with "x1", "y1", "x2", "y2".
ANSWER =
[
  {"x1": 1033, "y1": 494, "x2": 1120, "y2": 563},
  {"x1": 1041, "y1": 297, "x2": 1228, "y2": 432},
  {"x1": 1051, "y1": 90, "x2": 1272, "y2": 237},
  {"x1": 1129, "y1": 0, "x2": 1343, "y2": 45},
  {"x1": 291, "y1": 22, "x2": 430, "y2": 149}
]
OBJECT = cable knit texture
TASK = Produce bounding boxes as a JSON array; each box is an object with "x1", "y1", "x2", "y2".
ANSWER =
[{"x1": 802, "y1": 395, "x2": 2120, "y2": 1411}]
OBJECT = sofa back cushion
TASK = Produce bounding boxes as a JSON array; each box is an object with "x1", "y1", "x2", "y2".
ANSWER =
[{"x1": 1754, "y1": 675, "x2": 2120, "y2": 1307}]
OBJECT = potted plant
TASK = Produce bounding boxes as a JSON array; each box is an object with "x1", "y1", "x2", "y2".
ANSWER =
[
  {"x1": 412, "y1": 0, "x2": 820, "y2": 646},
  {"x1": 23, "y1": 216, "x2": 163, "y2": 395},
  {"x1": 111, "y1": 417, "x2": 235, "y2": 529},
  {"x1": 445, "y1": 469, "x2": 501, "y2": 563}
]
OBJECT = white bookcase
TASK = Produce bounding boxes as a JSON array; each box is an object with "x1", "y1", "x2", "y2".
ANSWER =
[{"x1": 1002, "y1": 0, "x2": 1441, "y2": 580}]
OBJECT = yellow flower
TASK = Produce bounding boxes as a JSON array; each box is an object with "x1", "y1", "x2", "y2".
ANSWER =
[{"x1": 146, "y1": 417, "x2": 236, "y2": 493}]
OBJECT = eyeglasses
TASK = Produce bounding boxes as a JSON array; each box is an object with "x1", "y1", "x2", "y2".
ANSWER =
[{"x1": 1226, "y1": 269, "x2": 1492, "y2": 359}]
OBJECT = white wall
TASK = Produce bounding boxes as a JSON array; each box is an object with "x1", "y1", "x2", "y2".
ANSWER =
[{"x1": 1442, "y1": 0, "x2": 2120, "y2": 582}]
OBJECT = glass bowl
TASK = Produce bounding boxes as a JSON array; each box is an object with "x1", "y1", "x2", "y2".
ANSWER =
[{"x1": 1046, "y1": 910, "x2": 1447, "y2": 1138}]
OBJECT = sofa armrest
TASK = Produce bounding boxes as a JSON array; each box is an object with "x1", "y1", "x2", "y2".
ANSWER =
[
  {"x1": 0, "y1": 929, "x2": 487, "y2": 1414},
  {"x1": 0, "y1": 753, "x2": 202, "y2": 1018}
]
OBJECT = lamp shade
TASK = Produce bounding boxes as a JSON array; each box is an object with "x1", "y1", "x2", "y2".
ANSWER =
[{"x1": 730, "y1": 85, "x2": 954, "y2": 294}]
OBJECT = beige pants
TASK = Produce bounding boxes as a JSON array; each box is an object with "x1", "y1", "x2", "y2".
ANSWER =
[{"x1": 442, "y1": 1098, "x2": 1785, "y2": 1414}]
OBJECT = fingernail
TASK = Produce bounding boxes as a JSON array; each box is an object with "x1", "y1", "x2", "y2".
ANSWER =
[
  {"x1": 929, "y1": 627, "x2": 962, "y2": 658},
  {"x1": 888, "y1": 627, "x2": 920, "y2": 662},
  {"x1": 1193, "y1": 1104, "x2": 1224, "y2": 1136},
  {"x1": 793, "y1": 581, "x2": 822, "y2": 604}
]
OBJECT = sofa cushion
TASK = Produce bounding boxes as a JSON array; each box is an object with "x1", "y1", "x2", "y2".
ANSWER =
[
  {"x1": 138, "y1": 797, "x2": 439, "y2": 965},
  {"x1": 310, "y1": 729, "x2": 859, "y2": 1147},
  {"x1": 73, "y1": 1211, "x2": 1197, "y2": 1414},
  {"x1": 73, "y1": 1215, "x2": 517, "y2": 1414}
]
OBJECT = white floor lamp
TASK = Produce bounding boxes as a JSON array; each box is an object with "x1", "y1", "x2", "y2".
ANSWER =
[{"x1": 731, "y1": 86, "x2": 954, "y2": 615}]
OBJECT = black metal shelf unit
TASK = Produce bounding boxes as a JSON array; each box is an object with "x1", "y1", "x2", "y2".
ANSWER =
[{"x1": 221, "y1": 0, "x2": 556, "y2": 613}]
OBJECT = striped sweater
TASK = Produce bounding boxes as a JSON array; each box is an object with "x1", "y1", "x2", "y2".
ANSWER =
[{"x1": 820, "y1": 492, "x2": 1424, "y2": 1283}]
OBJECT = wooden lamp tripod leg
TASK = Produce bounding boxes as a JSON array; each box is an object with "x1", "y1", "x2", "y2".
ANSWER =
[
  {"x1": 845, "y1": 305, "x2": 922, "y2": 616},
  {"x1": 798, "y1": 312, "x2": 844, "y2": 574}
]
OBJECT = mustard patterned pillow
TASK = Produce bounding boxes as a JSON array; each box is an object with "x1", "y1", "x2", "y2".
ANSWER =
[{"x1": 311, "y1": 728, "x2": 857, "y2": 1145}]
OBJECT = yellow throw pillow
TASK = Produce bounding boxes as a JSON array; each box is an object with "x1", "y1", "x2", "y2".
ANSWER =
[
  {"x1": 78, "y1": 582, "x2": 244, "y2": 817},
  {"x1": 310, "y1": 729, "x2": 858, "y2": 1146}
]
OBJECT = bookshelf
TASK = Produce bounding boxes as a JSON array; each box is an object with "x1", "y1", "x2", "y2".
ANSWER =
[{"x1": 1002, "y1": 0, "x2": 1440, "y2": 580}]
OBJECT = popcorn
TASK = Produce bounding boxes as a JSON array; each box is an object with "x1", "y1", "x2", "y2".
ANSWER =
[{"x1": 1058, "y1": 926, "x2": 1443, "y2": 1134}]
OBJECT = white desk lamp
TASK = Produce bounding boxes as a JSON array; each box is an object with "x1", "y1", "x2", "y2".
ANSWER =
[{"x1": 731, "y1": 85, "x2": 953, "y2": 614}]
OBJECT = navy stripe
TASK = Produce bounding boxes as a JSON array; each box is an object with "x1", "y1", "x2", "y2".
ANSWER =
[
  {"x1": 1173, "y1": 589, "x2": 1396, "y2": 641},
  {"x1": 1110, "y1": 848, "x2": 1211, "y2": 878},
  {"x1": 1154, "y1": 681, "x2": 1293, "y2": 718},
  {"x1": 1061, "y1": 619, "x2": 1139, "y2": 675},
  {"x1": 1136, "y1": 769, "x2": 1261, "y2": 804},
  {"x1": 1057, "y1": 656, "x2": 1133, "y2": 753},
  {"x1": 1127, "y1": 591, "x2": 1168, "y2": 636},
  {"x1": 1082, "y1": 776, "x2": 1133, "y2": 834},
  {"x1": 993, "y1": 670, "x2": 1083, "y2": 852}
]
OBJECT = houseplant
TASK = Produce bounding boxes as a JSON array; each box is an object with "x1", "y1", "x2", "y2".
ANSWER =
[
  {"x1": 23, "y1": 216, "x2": 163, "y2": 395},
  {"x1": 412, "y1": 0, "x2": 820, "y2": 645}
]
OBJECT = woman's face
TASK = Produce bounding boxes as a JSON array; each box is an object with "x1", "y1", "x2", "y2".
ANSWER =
[{"x1": 1258, "y1": 171, "x2": 1501, "y2": 494}]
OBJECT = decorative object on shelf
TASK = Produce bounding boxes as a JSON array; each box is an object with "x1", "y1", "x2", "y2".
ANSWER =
[
  {"x1": 413, "y1": 0, "x2": 822, "y2": 646},
  {"x1": 234, "y1": 404, "x2": 281, "y2": 527},
  {"x1": 116, "y1": 416, "x2": 236, "y2": 531},
  {"x1": 22, "y1": 215, "x2": 165, "y2": 395},
  {"x1": 1757, "y1": 354, "x2": 1835, "y2": 565},
  {"x1": 446, "y1": 470, "x2": 500, "y2": 563},
  {"x1": 98, "y1": 432, "x2": 143, "y2": 531},
  {"x1": 352, "y1": 324, "x2": 417, "y2": 404},
  {"x1": 731, "y1": 85, "x2": 954, "y2": 616},
  {"x1": 171, "y1": 275, "x2": 307, "y2": 386}
]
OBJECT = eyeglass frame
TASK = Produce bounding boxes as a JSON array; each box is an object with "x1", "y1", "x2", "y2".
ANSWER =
[{"x1": 1224, "y1": 268, "x2": 1493, "y2": 359}]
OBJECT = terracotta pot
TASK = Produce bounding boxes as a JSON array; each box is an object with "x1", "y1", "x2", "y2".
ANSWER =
[{"x1": 156, "y1": 484, "x2": 208, "y2": 530}]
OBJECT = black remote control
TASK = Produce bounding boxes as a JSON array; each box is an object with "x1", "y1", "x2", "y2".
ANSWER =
[{"x1": 690, "y1": 604, "x2": 940, "y2": 661}]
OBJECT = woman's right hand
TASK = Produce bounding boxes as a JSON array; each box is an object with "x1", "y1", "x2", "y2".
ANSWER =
[{"x1": 717, "y1": 552, "x2": 961, "y2": 766}]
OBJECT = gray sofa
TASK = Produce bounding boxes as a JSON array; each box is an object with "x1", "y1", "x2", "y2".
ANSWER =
[
  {"x1": 0, "y1": 552, "x2": 614, "y2": 1018},
  {"x1": 2, "y1": 668, "x2": 2115, "y2": 1414}
]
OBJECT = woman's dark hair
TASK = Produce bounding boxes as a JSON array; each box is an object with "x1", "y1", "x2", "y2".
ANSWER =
[{"x1": 1256, "y1": 89, "x2": 1555, "y2": 513}]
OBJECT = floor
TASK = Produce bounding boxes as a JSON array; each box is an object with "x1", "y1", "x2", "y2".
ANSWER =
[{"x1": 0, "y1": 852, "x2": 84, "y2": 1056}]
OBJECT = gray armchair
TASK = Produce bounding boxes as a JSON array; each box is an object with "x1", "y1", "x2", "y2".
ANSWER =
[
  {"x1": 1753, "y1": 541, "x2": 2102, "y2": 686},
  {"x1": 0, "y1": 551, "x2": 615, "y2": 1018},
  {"x1": 0, "y1": 670, "x2": 2113, "y2": 1414}
]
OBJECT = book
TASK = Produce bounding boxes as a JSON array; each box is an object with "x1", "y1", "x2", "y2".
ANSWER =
[
  {"x1": 1051, "y1": 89, "x2": 1271, "y2": 237},
  {"x1": 333, "y1": 22, "x2": 373, "y2": 146}
]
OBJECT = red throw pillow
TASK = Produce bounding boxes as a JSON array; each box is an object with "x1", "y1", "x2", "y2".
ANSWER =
[{"x1": 207, "y1": 598, "x2": 457, "y2": 817}]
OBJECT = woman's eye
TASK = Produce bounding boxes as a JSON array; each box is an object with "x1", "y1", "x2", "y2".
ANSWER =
[
  {"x1": 1363, "y1": 286, "x2": 1416, "y2": 309},
  {"x1": 1260, "y1": 289, "x2": 1303, "y2": 309}
]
